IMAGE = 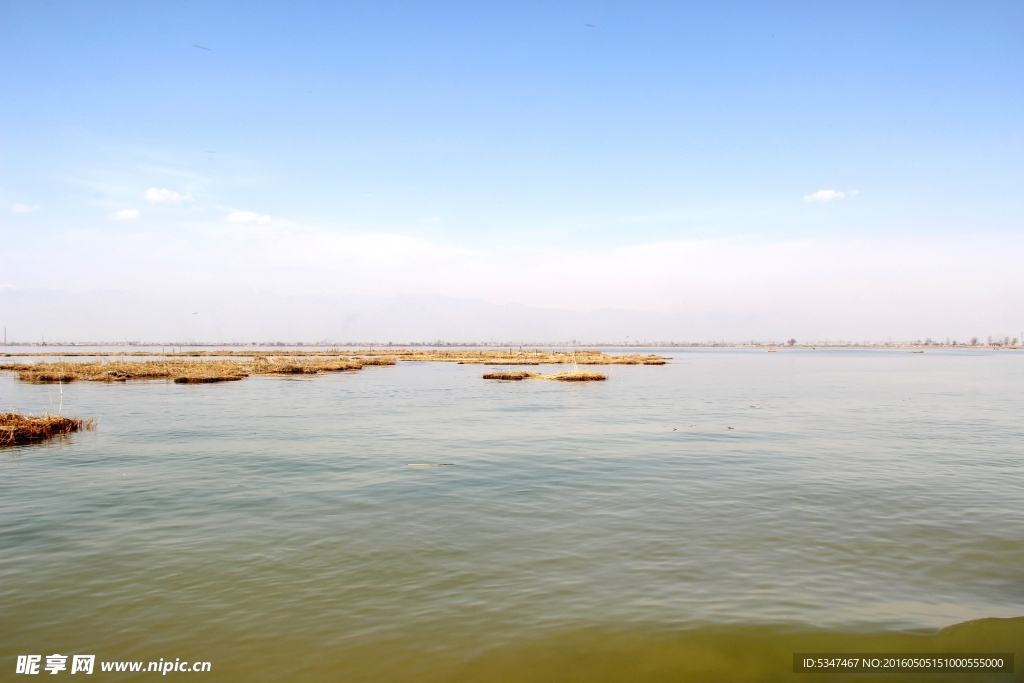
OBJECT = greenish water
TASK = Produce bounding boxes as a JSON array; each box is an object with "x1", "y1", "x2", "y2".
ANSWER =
[{"x1": 2, "y1": 349, "x2": 1022, "y2": 681}]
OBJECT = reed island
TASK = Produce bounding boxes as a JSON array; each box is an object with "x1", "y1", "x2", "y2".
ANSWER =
[
  {"x1": 0, "y1": 412, "x2": 95, "y2": 447},
  {"x1": 482, "y1": 370, "x2": 608, "y2": 381},
  {"x1": 0, "y1": 356, "x2": 395, "y2": 384},
  {"x1": 0, "y1": 349, "x2": 665, "y2": 385}
]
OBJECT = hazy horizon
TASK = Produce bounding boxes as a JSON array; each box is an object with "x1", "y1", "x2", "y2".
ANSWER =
[{"x1": 0, "y1": 289, "x2": 1019, "y2": 346}]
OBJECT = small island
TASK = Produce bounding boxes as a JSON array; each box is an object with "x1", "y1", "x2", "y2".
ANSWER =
[
  {"x1": 1, "y1": 412, "x2": 95, "y2": 447},
  {"x1": 483, "y1": 370, "x2": 607, "y2": 381}
]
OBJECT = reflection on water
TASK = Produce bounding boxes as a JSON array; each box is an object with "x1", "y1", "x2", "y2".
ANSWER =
[{"x1": 2, "y1": 349, "x2": 1022, "y2": 681}]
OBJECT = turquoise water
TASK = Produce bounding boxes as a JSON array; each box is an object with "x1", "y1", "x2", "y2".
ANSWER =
[{"x1": 2, "y1": 349, "x2": 1022, "y2": 681}]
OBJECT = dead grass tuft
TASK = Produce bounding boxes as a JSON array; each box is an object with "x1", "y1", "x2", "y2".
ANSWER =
[
  {"x1": 546, "y1": 371, "x2": 607, "y2": 381},
  {"x1": 0, "y1": 412, "x2": 95, "y2": 447},
  {"x1": 482, "y1": 371, "x2": 541, "y2": 380},
  {"x1": 356, "y1": 356, "x2": 398, "y2": 366}
]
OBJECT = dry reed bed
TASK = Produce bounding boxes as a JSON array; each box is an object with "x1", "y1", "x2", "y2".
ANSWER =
[
  {"x1": 0, "y1": 412, "x2": 95, "y2": 446},
  {"x1": 1, "y1": 349, "x2": 666, "y2": 365},
  {"x1": 372, "y1": 349, "x2": 664, "y2": 365},
  {"x1": 1, "y1": 350, "x2": 375, "y2": 358},
  {"x1": 482, "y1": 370, "x2": 607, "y2": 382},
  {"x1": 0, "y1": 356, "x2": 396, "y2": 384}
]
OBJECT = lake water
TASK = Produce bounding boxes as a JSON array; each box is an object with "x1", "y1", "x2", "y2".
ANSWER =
[{"x1": 2, "y1": 349, "x2": 1022, "y2": 681}]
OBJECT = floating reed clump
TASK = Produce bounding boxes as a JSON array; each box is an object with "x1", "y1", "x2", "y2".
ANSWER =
[
  {"x1": 0, "y1": 412, "x2": 95, "y2": 447},
  {"x1": 173, "y1": 376, "x2": 245, "y2": 384},
  {"x1": 482, "y1": 370, "x2": 541, "y2": 380},
  {"x1": 483, "y1": 370, "x2": 607, "y2": 382},
  {"x1": 0, "y1": 356, "x2": 396, "y2": 385},
  {"x1": 546, "y1": 371, "x2": 607, "y2": 381}
]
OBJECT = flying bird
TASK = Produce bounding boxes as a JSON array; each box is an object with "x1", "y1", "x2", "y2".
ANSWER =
[
  {"x1": 191, "y1": 43, "x2": 211, "y2": 51},
  {"x1": 584, "y1": 23, "x2": 596, "y2": 27}
]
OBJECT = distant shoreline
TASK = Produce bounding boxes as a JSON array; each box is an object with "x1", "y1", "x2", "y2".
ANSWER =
[{"x1": 1, "y1": 341, "x2": 1020, "y2": 351}]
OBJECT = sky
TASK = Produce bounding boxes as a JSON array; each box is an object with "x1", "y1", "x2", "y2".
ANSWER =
[{"x1": 1, "y1": 1, "x2": 1022, "y2": 342}]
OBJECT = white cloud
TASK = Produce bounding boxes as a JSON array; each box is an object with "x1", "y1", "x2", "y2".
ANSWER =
[
  {"x1": 226, "y1": 211, "x2": 271, "y2": 225},
  {"x1": 419, "y1": 216, "x2": 441, "y2": 225},
  {"x1": 144, "y1": 187, "x2": 192, "y2": 204},
  {"x1": 804, "y1": 189, "x2": 846, "y2": 202},
  {"x1": 111, "y1": 209, "x2": 140, "y2": 221},
  {"x1": 10, "y1": 203, "x2": 40, "y2": 213}
]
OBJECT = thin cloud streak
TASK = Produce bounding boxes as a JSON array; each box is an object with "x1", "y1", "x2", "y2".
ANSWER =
[{"x1": 804, "y1": 189, "x2": 846, "y2": 202}]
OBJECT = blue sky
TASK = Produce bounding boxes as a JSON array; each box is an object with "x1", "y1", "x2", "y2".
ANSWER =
[{"x1": 1, "y1": 1, "x2": 1022, "y2": 340}]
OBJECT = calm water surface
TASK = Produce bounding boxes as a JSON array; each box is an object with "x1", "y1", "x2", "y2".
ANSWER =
[{"x1": 2, "y1": 349, "x2": 1022, "y2": 681}]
